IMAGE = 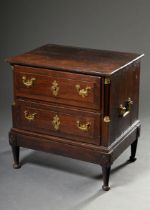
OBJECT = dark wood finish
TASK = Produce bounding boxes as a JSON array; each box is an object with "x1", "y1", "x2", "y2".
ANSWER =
[
  {"x1": 13, "y1": 99, "x2": 101, "y2": 145},
  {"x1": 9, "y1": 133, "x2": 21, "y2": 169},
  {"x1": 108, "y1": 63, "x2": 141, "y2": 146},
  {"x1": 129, "y1": 139, "x2": 138, "y2": 162},
  {"x1": 11, "y1": 145, "x2": 21, "y2": 169},
  {"x1": 14, "y1": 65, "x2": 101, "y2": 111},
  {"x1": 102, "y1": 166, "x2": 111, "y2": 191},
  {"x1": 6, "y1": 44, "x2": 144, "y2": 76},
  {"x1": 7, "y1": 44, "x2": 144, "y2": 191},
  {"x1": 9, "y1": 121, "x2": 140, "y2": 166}
]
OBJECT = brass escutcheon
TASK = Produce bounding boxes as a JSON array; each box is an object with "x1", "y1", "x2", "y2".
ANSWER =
[
  {"x1": 51, "y1": 80, "x2": 59, "y2": 96},
  {"x1": 52, "y1": 114, "x2": 60, "y2": 130}
]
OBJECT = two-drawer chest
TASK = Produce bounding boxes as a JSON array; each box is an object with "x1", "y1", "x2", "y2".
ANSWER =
[{"x1": 7, "y1": 44, "x2": 144, "y2": 191}]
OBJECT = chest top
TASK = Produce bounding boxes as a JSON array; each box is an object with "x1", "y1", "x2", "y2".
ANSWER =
[{"x1": 6, "y1": 44, "x2": 144, "y2": 76}]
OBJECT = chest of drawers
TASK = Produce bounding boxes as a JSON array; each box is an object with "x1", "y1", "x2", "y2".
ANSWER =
[{"x1": 7, "y1": 44, "x2": 144, "y2": 191}]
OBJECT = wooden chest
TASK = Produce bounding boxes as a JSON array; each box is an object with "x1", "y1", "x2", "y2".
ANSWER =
[{"x1": 7, "y1": 44, "x2": 144, "y2": 191}]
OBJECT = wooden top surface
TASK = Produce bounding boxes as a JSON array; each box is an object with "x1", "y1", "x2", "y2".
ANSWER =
[{"x1": 7, "y1": 44, "x2": 144, "y2": 76}]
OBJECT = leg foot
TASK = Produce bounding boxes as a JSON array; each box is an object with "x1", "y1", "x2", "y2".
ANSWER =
[
  {"x1": 102, "y1": 166, "x2": 111, "y2": 191},
  {"x1": 11, "y1": 145, "x2": 21, "y2": 169},
  {"x1": 129, "y1": 139, "x2": 138, "y2": 163},
  {"x1": 129, "y1": 156, "x2": 137, "y2": 162},
  {"x1": 13, "y1": 163, "x2": 21, "y2": 169},
  {"x1": 102, "y1": 185, "x2": 110, "y2": 191}
]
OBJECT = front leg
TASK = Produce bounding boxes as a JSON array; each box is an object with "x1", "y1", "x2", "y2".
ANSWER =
[
  {"x1": 9, "y1": 132, "x2": 21, "y2": 169},
  {"x1": 11, "y1": 145, "x2": 21, "y2": 169},
  {"x1": 129, "y1": 138, "x2": 138, "y2": 162},
  {"x1": 102, "y1": 166, "x2": 111, "y2": 191}
]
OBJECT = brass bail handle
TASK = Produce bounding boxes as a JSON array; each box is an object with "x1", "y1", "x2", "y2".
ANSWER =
[
  {"x1": 75, "y1": 84, "x2": 91, "y2": 98},
  {"x1": 24, "y1": 110, "x2": 37, "y2": 121},
  {"x1": 119, "y1": 97, "x2": 133, "y2": 117},
  {"x1": 76, "y1": 120, "x2": 91, "y2": 132},
  {"x1": 22, "y1": 76, "x2": 36, "y2": 88}
]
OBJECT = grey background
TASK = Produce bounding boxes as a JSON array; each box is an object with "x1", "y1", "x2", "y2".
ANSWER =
[{"x1": 0, "y1": 1, "x2": 150, "y2": 210}]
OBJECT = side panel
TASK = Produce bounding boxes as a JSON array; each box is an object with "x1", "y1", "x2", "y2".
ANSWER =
[{"x1": 109, "y1": 62, "x2": 140, "y2": 145}]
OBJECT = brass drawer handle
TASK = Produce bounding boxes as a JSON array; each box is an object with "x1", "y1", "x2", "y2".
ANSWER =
[
  {"x1": 51, "y1": 80, "x2": 59, "y2": 96},
  {"x1": 52, "y1": 114, "x2": 60, "y2": 130},
  {"x1": 119, "y1": 98, "x2": 133, "y2": 117},
  {"x1": 76, "y1": 120, "x2": 91, "y2": 131},
  {"x1": 24, "y1": 110, "x2": 37, "y2": 121},
  {"x1": 75, "y1": 84, "x2": 91, "y2": 98},
  {"x1": 22, "y1": 76, "x2": 36, "y2": 88}
]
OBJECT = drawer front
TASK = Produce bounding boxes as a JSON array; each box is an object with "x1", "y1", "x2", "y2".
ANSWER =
[
  {"x1": 13, "y1": 100, "x2": 101, "y2": 145},
  {"x1": 14, "y1": 66, "x2": 101, "y2": 110}
]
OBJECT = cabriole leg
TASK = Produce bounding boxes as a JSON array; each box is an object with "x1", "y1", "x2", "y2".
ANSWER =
[{"x1": 102, "y1": 166, "x2": 111, "y2": 191}]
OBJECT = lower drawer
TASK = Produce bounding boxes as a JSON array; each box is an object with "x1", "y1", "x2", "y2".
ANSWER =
[{"x1": 13, "y1": 100, "x2": 101, "y2": 145}]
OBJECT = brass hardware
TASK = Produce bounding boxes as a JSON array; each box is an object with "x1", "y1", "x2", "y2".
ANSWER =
[
  {"x1": 119, "y1": 97, "x2": 133, "y2": 117},
  {"x1": 104, "y1": 78, "x2": 111, "y2": 85},
  {"x1": 119, "y1": 104, "x2": 127, "y2": 117},
  {"x1": 76, "y1": 120, "x2": 91, "y2": 131},
  {"x1": 22, "y1": 76, "x2": 36, "y2": 88},
  {"x1": 52, "y1": 114, "x2": 60, "y2": 130},
  {"x1": 24, "y1": 110, "x2": 37, "y2": 121},
  {"x1": 11, "y1": 65, "x2": 14, "y2": 70},
  {"x1": 104, "y1": 116, "x2": 111, "y2": 123},
  {"x1": 12, "y1": 101, "x2": 16, "y2": 106},
  {"x1": 51, "y1": 80, "x2": 59, "y2": 96},
  {"x1": 75, "y1": 84, "x2": 91, "y2": 98}
]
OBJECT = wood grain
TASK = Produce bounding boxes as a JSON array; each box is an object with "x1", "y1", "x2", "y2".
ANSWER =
[
  {"x1": 13, "y1": 99, "x2": 101, "y2": 145},
  {"x1": 14, "y1": 65, "x2": 101, "y2": 111},
  {"x1": 7, "y1": 44, "x2": 144, "y2": 76}
]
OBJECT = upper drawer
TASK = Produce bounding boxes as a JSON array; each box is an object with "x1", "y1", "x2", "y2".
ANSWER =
[{"x1": 14, "y1": 66, "x2": 101, "y2": 110}]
